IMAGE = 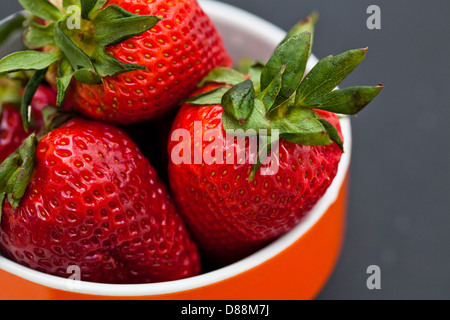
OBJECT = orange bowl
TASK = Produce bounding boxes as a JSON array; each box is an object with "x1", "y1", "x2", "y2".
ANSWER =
[{"x1": 0, "y1": 0, "x2": 352, "y2": 300}]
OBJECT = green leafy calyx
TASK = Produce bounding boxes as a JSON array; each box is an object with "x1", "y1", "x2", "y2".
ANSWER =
[
  {"x1": 187, "y1": 12, "x2": 383, "y2": 153},
  {"x1": 0, "y1": 133, "x2": 37, "y2": 220},
  {"x1": 0, "y1": 104, "x2": 79, "y2": 218}
]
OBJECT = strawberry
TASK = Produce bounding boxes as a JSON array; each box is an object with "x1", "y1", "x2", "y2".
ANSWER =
[
  {"x1": 0, "y1": 74, "x2": 56, "y2": 162},
  {"x1": 0, "y1": 116, "x2": 201, "y2": 284},
  {"x1": 0, "y1": 104, "x2": 29, "y2": 163},
  {"x1": 27, "y1": 84, "x2": 58, "y2": 132},
  {"x1": 0, "y1": 0, "x2": 231, "y2": 125},
  {"x1": 168, "y1": 15, "x2": 383, "y2": 264}
]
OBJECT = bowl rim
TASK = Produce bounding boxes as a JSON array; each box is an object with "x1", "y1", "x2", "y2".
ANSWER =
[{"x1": 0, "y1": 0, "x2": 352, "y2": 297}]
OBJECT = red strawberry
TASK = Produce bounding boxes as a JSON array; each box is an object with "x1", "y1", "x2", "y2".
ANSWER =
[
  {"x1": 168, "y1": 15, "x2": 383, "y2": 264},
  {"x1": 0, "y1": 117, "x2": 201, "y2": 284},
  {"x1": 0, "y1": 84, "x2": 56, "y2": 162},
  {"x1": 27, "y1": 84, "x2": 57, "y2": 132},
  {"x1": 0, "y1": 104, "x2": 29, "y2": 163},
  {"x1": 169, "y1": 98, "x2": 345, "y2": 264},
  {"x1": 0, "y1": 0, "x2": 232, "y2": 124}
]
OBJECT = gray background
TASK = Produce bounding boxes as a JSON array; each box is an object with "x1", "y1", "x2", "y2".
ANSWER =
[{"x1": 1, "y1": 0, "x2": 449, "y2": 300}]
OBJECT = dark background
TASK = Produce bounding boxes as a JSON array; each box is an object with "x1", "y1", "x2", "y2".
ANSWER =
[{"x1": 1, "y1": 0, "x2": 449, "y2": 300}]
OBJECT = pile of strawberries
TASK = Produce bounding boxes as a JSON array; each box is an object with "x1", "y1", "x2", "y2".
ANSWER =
[{"x1": 0, "y1": 0, "x2": 382, "y2": 284}]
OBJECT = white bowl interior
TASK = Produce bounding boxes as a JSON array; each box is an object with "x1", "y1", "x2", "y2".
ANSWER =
[{"x1": 0, "y1": 0, "x2": 352, "y2": 296}]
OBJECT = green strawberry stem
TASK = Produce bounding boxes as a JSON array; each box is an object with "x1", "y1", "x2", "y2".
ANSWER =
[
  {"x1": 40, "y1": 105, "x2": 77, "y2": 134},
  {"x1": 21, "y1": 68, "x2": 49, "y2": 131},
  {"x1": 0, "y1": 0, "x2": 162, "y2": 128},
  {"x1": 187, "y1": 12, "x2": 384, "y2": 154},
  {"x1": 0, "y1": 73, "x2": 27, "y2": 108}
]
